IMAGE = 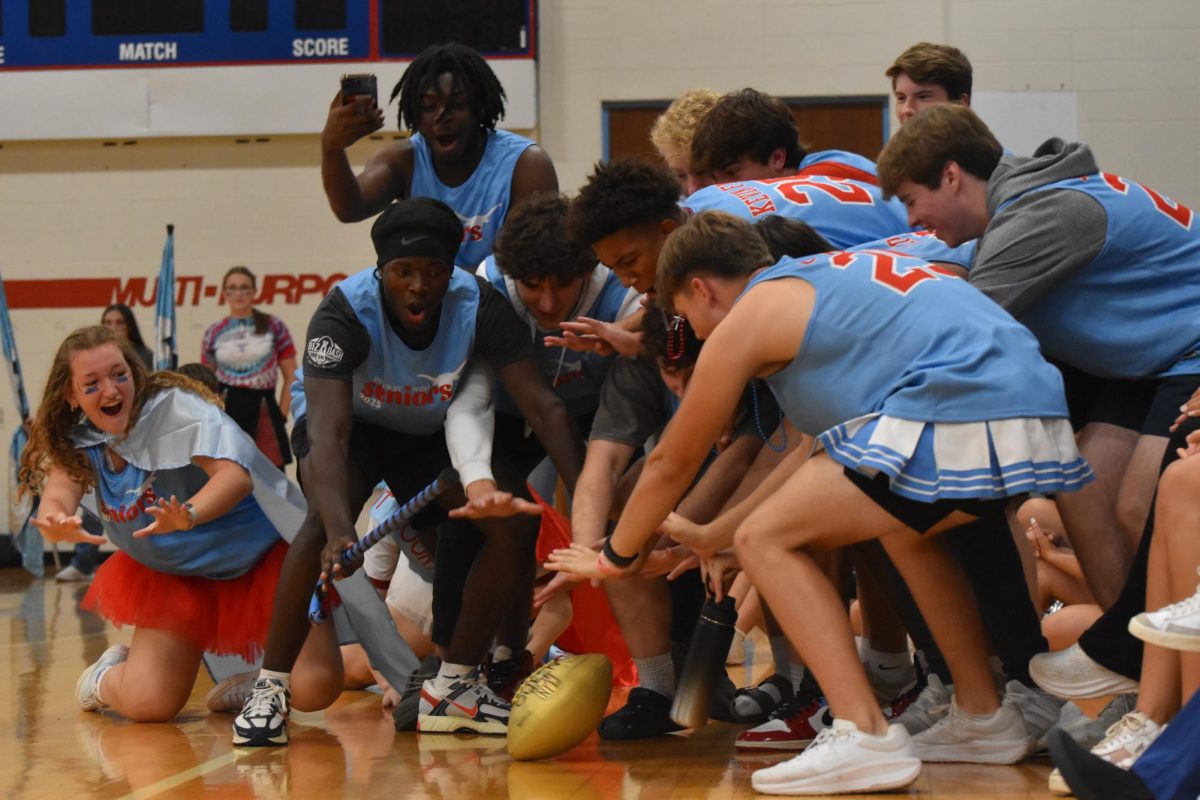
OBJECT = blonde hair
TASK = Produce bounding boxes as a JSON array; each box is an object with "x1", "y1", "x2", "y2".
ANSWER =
[
  {"x1": 20, "y1": 326, "x2": 222, "y2": 496},
  {"x1": 649, "y1": 88, "x2": 721, "y2": 162}
]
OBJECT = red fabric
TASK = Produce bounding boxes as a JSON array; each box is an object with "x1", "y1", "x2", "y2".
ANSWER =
[
  {"x1": 255, "y1": 399, "x2": 285, "y2": 467},
  {"x1": 82, "y1": 540, "x2": 288, "y2": 661},
  {"x1": 531, "y1": 490, "x2": 638, "y2": 688}
]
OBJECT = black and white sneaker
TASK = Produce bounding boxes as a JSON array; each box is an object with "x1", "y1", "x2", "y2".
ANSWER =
[
  {"x1": 417, "y1": 671, "x2": 510, "y2": 735},
  {"x1": 232, "y1": 678, "x2": 291, "y2": 747}
]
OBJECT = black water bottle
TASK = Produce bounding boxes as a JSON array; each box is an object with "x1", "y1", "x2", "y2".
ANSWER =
[{"x1": 670, "y1": 595, "x2": 737, "y2": 729}]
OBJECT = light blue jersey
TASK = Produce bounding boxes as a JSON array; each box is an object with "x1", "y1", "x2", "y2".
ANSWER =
[
  {"x1": 800, "y1": 149, "x2": 880, "y2": 185},
  {"x1": 745, "y1": 251, "x2": 1069, "y2": 433},
  {"x1": 852, "y1": 231, "x2": 977, "y2": 272},
  {"x1": 482, "y1": 257, "x2": 635, "y2": 418},
  {"x1": 1004, "y1": 173, "x2": 1200, "y2": 378},
  {"x1": 683, "y1": 176, "x2": 909, "y2": 249},
  {"x1": 410, "y1": 129, "x2": 535, "y2": 268},
  {"x1": 324, "y1": 267, "x2": 479, "y2": 435}
]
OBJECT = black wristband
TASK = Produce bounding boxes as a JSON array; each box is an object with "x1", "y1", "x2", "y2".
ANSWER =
[{"x1": 603, "y1": 537, "x2": 638, "y2": 567}]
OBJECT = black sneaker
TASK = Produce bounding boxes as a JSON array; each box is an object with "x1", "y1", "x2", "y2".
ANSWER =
[
  {"x1": 393, "y1": 654, "x2": 442, "y2": 732},
  {"x1": 232, "y1": 678, "x2": 290, "y2": 747},
  {"x1": 598, "y1": 688, "x2": 683, "y2": 740},
  {"x1": 485, "y1": 649, "x2": 535, "y2": 702},
  {"x1": 709, "y1": 673, "x2": 738, "y2": 722}
]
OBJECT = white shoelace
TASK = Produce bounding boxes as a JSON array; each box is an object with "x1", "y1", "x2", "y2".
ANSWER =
[
  {"x1": 1159, "y1": 587, "x2": 1200, "y2": 617},
  {"x1": 805, "y1": 724, "x2": 856, "y2": 754},
  {"x1": 1102, "y1": 712, "x2": 1152, "y2": 745},
  {"x1": 243, "y1": 682, "x2": 288, "y2": 716}
]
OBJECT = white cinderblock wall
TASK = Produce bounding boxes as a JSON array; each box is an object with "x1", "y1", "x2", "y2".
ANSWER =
[{"x1": 0, "y1": 0, "x2": 1198, "y2": 528}]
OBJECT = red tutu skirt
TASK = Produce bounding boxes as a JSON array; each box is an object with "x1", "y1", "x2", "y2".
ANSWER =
[{"x1": 82, "y1": 540, "x2": 288, "y2": 661}]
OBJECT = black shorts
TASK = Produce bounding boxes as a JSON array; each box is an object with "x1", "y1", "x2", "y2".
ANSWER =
[
  {"x1": 1057, "y1": 362, "x2": 1199, "y2": 438},
  {"x1": 843, "y1": 468, "x2": 1009, "y2": 534},
  {"x1": 291, "y1": 416, "x2": 454, "y2": 528}
]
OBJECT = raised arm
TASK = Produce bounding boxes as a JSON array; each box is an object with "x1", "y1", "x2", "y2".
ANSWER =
[
  {"x1": 30, "y1": 466, "x2": 102, "y2": 544},
  {"x1": 320, "y1": 90, "x2": 409, "y2": 223}
]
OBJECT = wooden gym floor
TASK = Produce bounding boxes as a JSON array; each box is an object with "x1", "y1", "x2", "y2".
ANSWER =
[{"x1": 2, "y1": 567, "x2": 1062, "y2": 799}]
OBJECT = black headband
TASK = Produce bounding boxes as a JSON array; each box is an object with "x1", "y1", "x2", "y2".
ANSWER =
[{"x1": 371, "y1": 198, "x2": 463, "y2": 267}]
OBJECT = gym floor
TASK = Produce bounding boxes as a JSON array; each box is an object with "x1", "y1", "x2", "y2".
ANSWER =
[{"x1": 2, "y1": 568, "x2": 1060, "y2": 799}]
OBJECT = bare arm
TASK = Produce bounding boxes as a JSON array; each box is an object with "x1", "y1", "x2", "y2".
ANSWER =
[
  {"x1": 133, "y1": 455, "x2": 254, "y2": 537},
  {"x1": 277, "y1": 356, "x2": 298, "y2": 419},
  {"x1": 673, "y1": 433, "x2": 764, "y2": 526},
  {"x1": 570, "y1": 439, "x2": 638, "y2": 546},
  {"x1": 303, "y1": 376, "x2": 361, "y2": 579},
  {"x1": 508, "y1": 145, "x2": 558, "y2": 206},
  {"x1": 320, "y1": 90, "x2": 409, "y2": 223},
  {"x1": 30, "y1": 466, "x2": 102, "y2": 544}
]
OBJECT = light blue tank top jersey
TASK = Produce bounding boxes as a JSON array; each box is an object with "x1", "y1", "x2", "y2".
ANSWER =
[
  {"x1": 409, "y1": 129, "x2": 535, "y2": 268},
  {"x1": 851, "y1": 231, "x2": 978, "y2": 271},
  {"x1": 744, "y1": 251, "x2": 1070, "y2": 435},
  {"x1": 482, "y1": 257, "x2": 630, "y2": 419},
  {"x1": 683, "y1": 176, "x2": 910, "y2": 249},
  {"x1": 801, "y1": 149, "x2": 880, "y2": 179},
  {"x1": 82, "y1": 442, "x2": 279, "y2": 580},
  {"x1": 1001, "y1": 173, "x2": 1200, "y2": 378},
  {"x1": 335, "y1": 266, "x2": 479, "y2": 435}
]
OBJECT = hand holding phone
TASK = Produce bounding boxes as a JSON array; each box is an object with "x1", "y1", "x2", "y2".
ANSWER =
[{"x1": 340, "y1": 73, "x2": 378, "y2": 107}]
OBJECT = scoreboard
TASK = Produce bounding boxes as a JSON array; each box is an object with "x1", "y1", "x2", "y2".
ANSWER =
[
  {"x1": 0, "y1": 1, "x2": 538, "y2": 139},
  {"x1": 0, "y1": 1, "x2": 533, "y2": 68}
]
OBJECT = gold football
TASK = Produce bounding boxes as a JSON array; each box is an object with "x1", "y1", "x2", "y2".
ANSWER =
[{"x1": 507, "y1": 654, "x2": 612, "y2": 761}]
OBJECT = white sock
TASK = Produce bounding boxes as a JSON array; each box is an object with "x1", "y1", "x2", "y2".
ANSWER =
[
  {"x1": 633, "y1": 653, "x2": 676, "y2": 698},
  {"x1": 863, "y1": 646, "x2": 912, "y2": 670},
  {"x1": 260, "y1": 669, "x2": 291, "y2": 688},
  {"x1": 493, "y1": 645, "x2": 514, "y2": 663},
  {"x1": 787, "y1": 661, "x2": 806, "y2": 691},
  {"x1": 432, "y1": 662, "x2": 474, "y2": 693}
]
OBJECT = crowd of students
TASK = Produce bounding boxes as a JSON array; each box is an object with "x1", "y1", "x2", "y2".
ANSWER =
[{"x1": 18, "y1": 40, "x2": 1200, "y2": 799}]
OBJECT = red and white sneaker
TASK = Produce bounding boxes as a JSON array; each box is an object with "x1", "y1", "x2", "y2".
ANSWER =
[
  {"x1": 736, "y1": 695, "x2": 832, "y2": 750},
  {"x1": 418, "y1": 671, "x2": 510, "y2": 736}
]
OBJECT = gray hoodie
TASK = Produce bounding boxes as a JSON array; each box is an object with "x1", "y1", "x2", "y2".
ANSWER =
[{"x1": 972, "y1": 139, "x2": 1108, "y2": 317}]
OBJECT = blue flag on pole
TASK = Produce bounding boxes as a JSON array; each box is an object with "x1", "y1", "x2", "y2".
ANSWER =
[
  {"x1": 154, "y1": 224, "x2": 177, "y2": 371},
  {"x1": 0, "y1": 268, "x2": 41, "y2": 576}
]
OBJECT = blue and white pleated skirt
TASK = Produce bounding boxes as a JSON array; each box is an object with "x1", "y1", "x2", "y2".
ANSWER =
[{"x1": 819, "y1": 414, "x2": 1093, "y2": 503}]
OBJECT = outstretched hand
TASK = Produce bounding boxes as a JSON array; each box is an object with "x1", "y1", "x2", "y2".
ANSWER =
[
  {"x1": 658, "y1": 512, "x2": 721, "y2": 558},
  {"x1": 132, "y1": 495, "x2": 192, "y2": 538},
  {"x1": 544, "y1": 317, "x2": 644, "y2": 358},
  {"x1": 448, "y1": 490, "x2": 543, "y2": 519},
  {"x1": 31, "y1": 512, "x2": 105, "y2": 545},
  {"x1": 545, "y1": 541, "x2": 632, "y2": 582}
]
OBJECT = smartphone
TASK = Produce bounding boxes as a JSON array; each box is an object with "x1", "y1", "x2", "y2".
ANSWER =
[{"x1": 341, "y1": 73, "x2": 378, "y2": 107}]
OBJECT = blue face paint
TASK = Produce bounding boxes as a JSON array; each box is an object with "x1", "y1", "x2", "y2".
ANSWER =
[
  {"x1": 83, "y1": 385, "x2": 100, "y2": 395},
  {"x1": 115, "y1": 374, "x2": 129, "y2": 384}
]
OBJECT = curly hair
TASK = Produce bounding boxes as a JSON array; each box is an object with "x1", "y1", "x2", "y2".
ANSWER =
[
  {"x1": 493, "y1": 192, "x2": 596, "y2": 283},
  {"x1": 649, "y1": 89, "x2": 721, "y2": 162},
  {"x1": 567, "y1": 159, "x2": 685, "y2": 247},
  {"x1": 20, "y1": 326, "x2": 222, "y2": 497},
  {"x1": 689, "y1": 88, "x2": 804, "y2": 177},
  {"x1": 389, "y1": 43, "x2": 507, "y2": 133}
]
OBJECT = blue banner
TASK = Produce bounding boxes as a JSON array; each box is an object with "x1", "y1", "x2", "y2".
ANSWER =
[
  {"x1": 0, "y1": 269, "x2": 41, "y2": 576},
  {"x1": 154, "y1": 225, "x2": 177, "y2": 371}
]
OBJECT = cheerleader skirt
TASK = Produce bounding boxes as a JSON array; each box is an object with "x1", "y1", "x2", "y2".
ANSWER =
[{"x1": 819, "y1": 414, "x2": 1093, "y2": 503}]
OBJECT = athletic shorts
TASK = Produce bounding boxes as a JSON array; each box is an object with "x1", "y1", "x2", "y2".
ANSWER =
[
  {"x1": 291, "y1": 416, "x2": 453, "y2": 529},
  {"x1": 843, "y1": 468, "x2": 1009, "y2": 534}
]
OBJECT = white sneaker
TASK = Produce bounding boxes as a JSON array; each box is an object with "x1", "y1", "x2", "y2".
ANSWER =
[
  {"x1": 1057, "y1": 694, "x2": 1138, "y2": 749},
  {"x1": 1128, "y1": 582, "x2": 1200, "y2": 652},
  {"x1": 76, "y1": 645, "x2": 129, "y2": 711},
  {"x1": 418, "y1": 671, "x2": 510, "y2": 735},
  {"x1": 750, "y1": 719, "x2": 922, "y2": 796},
  {"x1": 1089, "y1": 710, "x2": 1164, "y2": 770},
  {"x1": 1029, "y1": 644, "x2": 1139, "y2": 699},
  {"x1": 911, "y1": 695, "x2": 1034, "y2": 764},
  {"x1": 894, "y1": 674, "x2": 952, "y2": 735},
  {"x1": 1049, "y1": 707, "x2": 1166, "y2": 796},
  {"x1": 1003, "y1": 679, "x2": 1065, "y2": 749},
  {"x1": 206, "y1": 670, "x2": 259, "y2": 713},
  {"x1": 56, "y1": 564, "x2": 93, "y2": 582}
]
